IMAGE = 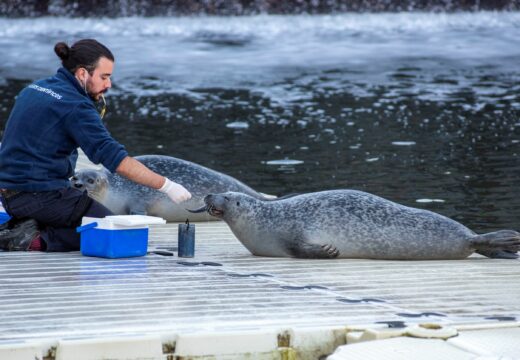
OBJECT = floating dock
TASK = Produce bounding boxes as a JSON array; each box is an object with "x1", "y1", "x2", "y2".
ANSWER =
[{"x1": 0, "y1": 153, "x2": 519, "y2": 359}]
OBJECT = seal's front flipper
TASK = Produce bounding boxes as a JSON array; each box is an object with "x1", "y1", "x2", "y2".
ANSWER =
[
  {"x1": 470, "y1": 230, "x2": 520, "y2": 259},
  {"x1": 286, "y1": 239, "x2": 340, "y2": 259},
  {"x1": 321, "y1": 244, "x2": 340, "y2": 258}
]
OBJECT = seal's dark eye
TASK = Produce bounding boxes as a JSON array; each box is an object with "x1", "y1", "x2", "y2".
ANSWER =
[
  {"x1": 224, "y1": 196, "x2": 229, "y2": 201},
  {"x1": 87, "y1": 179, "x2": 94, "y2": 184},
  {"x1": 237, "y1": 202, "x2": 240, "y2": 206}
]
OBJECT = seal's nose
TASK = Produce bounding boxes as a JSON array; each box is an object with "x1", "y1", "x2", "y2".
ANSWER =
[
  {"x1": 70, "y1": 176, "x2": 82, "y2": 188},
  {"x1": 71, "y1": 179, "x2": 83, "y2": 189}
]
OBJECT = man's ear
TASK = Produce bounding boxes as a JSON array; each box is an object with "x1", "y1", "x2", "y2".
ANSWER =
[
  {"x1": 81, "y1": 68, "x2": 89, "y2": 82},
  {"x1": 75, "y1": 68, "x2": 87, "y2": 81}
]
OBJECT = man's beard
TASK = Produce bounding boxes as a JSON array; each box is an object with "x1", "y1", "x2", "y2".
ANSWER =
[{"x1": 88, "y1": 89, "x2": 104, "y2": 102}]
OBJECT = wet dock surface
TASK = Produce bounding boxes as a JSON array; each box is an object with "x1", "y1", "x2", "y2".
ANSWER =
[{"x1": 1, "y1": 221, "x2": 519, "y2": 358}]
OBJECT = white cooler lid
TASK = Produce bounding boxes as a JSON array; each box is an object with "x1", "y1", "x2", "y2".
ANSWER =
[{"x1": 81, "y1": 215, "x2": 166, "y2": 230}]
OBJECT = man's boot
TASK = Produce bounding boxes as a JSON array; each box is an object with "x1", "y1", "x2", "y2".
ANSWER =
[{"x1": 0, "y1": 218, "x2": 40, "y2": 251}]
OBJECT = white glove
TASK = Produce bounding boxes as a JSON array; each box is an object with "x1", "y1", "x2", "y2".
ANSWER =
[{"x1": 159, "y1": 178, "x2": 192, "y2": 204}]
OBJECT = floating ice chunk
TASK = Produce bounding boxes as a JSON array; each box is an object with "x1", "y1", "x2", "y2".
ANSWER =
[
  {"x1": 392, "y1": 141, "x2": 416, "y2": 146},
  {"x1": 266, "y1": 159, "x2": 304, "y2": 166},
  {"x1": 416, "y1": 199, "x2": 445, "y2": 203},
  {"x1": 226, "y1": 121, "x2": 249, "y2": 129},
  {"x1": 366, "y1": 157, "x2": 379, "y2": 162}
]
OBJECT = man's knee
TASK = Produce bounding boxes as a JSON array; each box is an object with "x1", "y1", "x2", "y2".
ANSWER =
[{"x1": 67, "y1": 189, "x2": 94, "y2": 226}]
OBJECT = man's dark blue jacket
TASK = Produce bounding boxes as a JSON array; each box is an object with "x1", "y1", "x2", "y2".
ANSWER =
[{"x1": 0, "y1": 68, "x2": 128, "y2": 191}]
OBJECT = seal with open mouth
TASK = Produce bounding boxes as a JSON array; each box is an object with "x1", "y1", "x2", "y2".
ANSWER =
[{"x1": 191, "y1": 190, "x2": 520, "y2": 260}]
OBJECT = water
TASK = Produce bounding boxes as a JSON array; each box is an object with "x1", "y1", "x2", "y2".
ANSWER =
[
  {"x1": 0, "y1": 12, "x2": 519, "y2": 232},
  {"x1": 2, "y1": 1, "x2": 518, "y2": 17}
]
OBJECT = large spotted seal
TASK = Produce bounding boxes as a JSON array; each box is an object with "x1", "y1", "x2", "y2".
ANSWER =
[
  {"x1": 71, "y1": 155, "x2": 268, "y2": 222},
  {"x1": 194, "y1": 190, "x2": 520, "y2": 259}
]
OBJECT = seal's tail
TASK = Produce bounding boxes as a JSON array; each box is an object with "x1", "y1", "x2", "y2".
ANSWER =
[{"x1": 470, "y1": 230, "x2": 520, "y2": 259}]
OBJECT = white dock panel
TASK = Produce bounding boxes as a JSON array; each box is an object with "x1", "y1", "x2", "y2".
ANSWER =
[
  {"x1": 447, "y1": 327, "x2": 520, "y2": 357},
  {"x1": 327, "y1": 337, "x2": 477, "y2": 360}
]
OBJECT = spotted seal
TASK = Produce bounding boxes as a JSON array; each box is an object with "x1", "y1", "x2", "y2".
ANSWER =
[
  {"x1": 192, "y1": 190, "x2": 520, "y2": 259},
  {"x1": 71, "y1": 155, "x2": 268, "y2": 222}
]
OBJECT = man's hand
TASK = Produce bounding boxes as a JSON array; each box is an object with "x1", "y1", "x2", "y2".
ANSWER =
[
  {"x1": 116, "y1": 157, "x2": 192, "y2": 202},
  {"x1": 159, "y1": 178, "x2": 192, "y2": 204}
]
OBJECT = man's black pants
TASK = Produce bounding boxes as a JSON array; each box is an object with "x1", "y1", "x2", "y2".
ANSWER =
[{"x1": 0, "y1": 188, "x2": 112, "y2": 251}]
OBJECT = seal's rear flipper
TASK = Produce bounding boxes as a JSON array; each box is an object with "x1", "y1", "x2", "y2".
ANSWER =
[{"x1": 470, "y1": 230, "x2": 520, "y2": 259}]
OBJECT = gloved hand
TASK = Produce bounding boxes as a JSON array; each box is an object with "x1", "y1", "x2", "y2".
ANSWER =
[{"x1": 159, "y1": 178, "x2": 192, "y2": 204}]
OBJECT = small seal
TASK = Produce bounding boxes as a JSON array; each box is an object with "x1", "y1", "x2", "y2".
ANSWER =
[
  {"x1": 195, "y1": 190, "x2": 520, "y2": 259},
  {"x1": 72, "y1": 155, "x2": 268, "y2": 222}
]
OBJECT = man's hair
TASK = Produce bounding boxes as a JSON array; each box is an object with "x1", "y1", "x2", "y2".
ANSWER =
[{"x1": 54, "y1": 39, "x2": 114, "y2": 74}]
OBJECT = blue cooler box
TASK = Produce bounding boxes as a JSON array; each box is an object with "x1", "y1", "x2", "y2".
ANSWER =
[
  {"x1": 77, "y1": 215, "x2": 166, "y2": 259},
  {"x1": 0, "y1": 205, "x2": 10, "y2": 224},
  {"x1": 0, "y1": 212, "x2": 10, "y2": 224}
]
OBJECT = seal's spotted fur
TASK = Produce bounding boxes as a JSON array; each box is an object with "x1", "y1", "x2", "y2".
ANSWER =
[
  {"x1": 204, "y1": 190, "x2": 520, "y2": 260},
  {"x1": 72, "y1": 155, "x2": 266, "y2": 222}
]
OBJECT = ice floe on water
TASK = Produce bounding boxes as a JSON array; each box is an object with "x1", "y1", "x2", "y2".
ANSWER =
[
  {"x1": 226, "y1": 121, "x2": 250, "y2": 129},
  {"x1": 265, "y1": 159, "x2": 304, "y2": 166},
  {"x1": 416, "y1": 199, "x2": 446, "y2": 203},
  {"x1": 392, "y1": 141, "x2": 416, "y2": 146}
]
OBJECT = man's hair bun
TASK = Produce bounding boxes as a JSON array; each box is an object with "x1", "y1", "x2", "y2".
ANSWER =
[
  {"x1": 54, "y1": 39, "x2": 114, "y2": 73},
  {"x1": 54, "y1": 42, "x2": 70, "y2": 60}
]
